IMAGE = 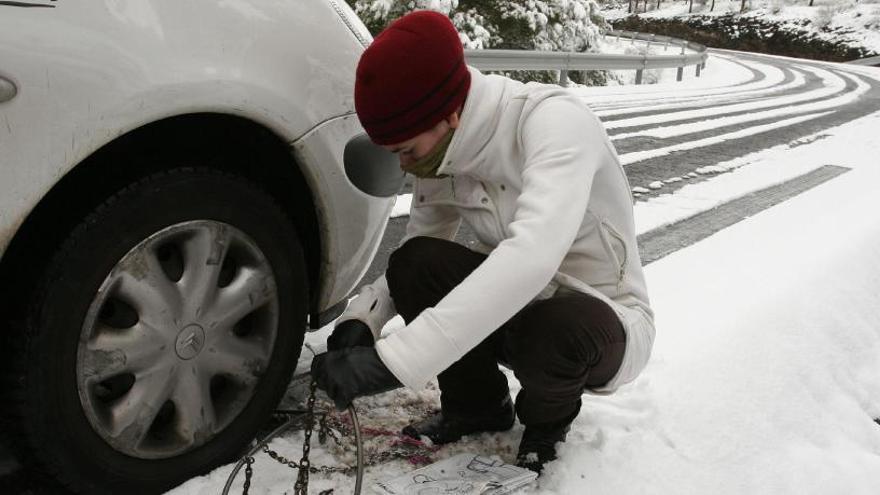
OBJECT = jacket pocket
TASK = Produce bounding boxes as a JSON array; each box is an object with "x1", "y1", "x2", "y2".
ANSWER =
[{"x1": 599, "y1": 220, "x2": 628, "y2": 293}]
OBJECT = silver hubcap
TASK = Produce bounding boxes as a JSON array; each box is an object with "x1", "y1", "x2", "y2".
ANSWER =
[{"x1": 76, "y1": 220, "x2": 280, "y2": 459}]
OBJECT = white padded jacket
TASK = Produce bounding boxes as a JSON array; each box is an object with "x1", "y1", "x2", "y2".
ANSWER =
[{"x1": 338, "y1": 67, "x2": 655, "y2": 393}]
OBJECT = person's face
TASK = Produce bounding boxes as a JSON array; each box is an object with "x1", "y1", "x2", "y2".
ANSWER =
[{"x1": 382, "y1": 111, "x2": 461, "y2": 169}]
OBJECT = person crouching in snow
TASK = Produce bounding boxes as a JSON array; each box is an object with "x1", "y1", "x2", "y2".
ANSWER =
[{"x1": 311, "y1": 10, "x2": 655, "y2": 474}]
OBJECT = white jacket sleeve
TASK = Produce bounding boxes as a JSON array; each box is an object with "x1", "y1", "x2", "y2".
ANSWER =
[
  {"x1": 376, "y1": 98, "x2": 600, "y2": 390},
  {"x1": 335, "y1": 183, "x2": 462, "y2": 340}
]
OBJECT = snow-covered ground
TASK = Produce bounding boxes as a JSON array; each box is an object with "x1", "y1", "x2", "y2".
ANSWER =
[
  {"x1": 541, "y1": 106, "x2": 880, "y2": 494},
  {"x1": 603, "y1": 0, "x2": 880, "y2": 55},
  {"x1": 167, "y1": 56, "x2": 880, "y2": 494}
]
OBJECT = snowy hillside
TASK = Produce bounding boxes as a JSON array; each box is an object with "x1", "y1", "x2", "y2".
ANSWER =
[
  {"x1": 346, "y1": 0, "x2": 608, "y2": 51},
  {"x1": 604, "y1": 0, "x2": 880, "y2": 56}
]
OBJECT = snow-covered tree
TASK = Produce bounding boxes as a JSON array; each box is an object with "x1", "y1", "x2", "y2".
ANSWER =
[
  {"x1": 346, "y1": 0, "x2": 609, "y2": 52},
  {"x1": 346, "y1": 0, "x2": 611, "y2": 84}
]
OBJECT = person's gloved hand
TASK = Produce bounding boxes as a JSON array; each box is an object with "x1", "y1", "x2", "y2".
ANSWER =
[
  {"x1": 327, "y1": 319, "x2": 374, "y2": 351},
  {"x1": 311, "y1": 347, "x2": 401, "y2": 410}
]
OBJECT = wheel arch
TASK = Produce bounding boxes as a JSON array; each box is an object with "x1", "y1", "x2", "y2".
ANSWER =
[{"x1": 0, "y1": 112, "x2": 324, "y2": 332}]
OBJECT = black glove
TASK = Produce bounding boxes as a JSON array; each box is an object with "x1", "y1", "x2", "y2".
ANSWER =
[
  {"x1": 311, "y1": 347, "x2": 401, "y2": 410},
  {"x1": 327, "y1": 319, "x2": 374, "y2": 351}
]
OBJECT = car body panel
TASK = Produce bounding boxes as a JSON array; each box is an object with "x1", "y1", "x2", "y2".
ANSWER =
[
  {"x1": 0, "y1": 0, "x2": 391, "y2": 311},
  {"x1": 292, "y1": 114, "x2": 395, "y2": 309}
]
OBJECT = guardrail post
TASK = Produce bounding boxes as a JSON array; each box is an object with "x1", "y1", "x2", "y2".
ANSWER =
[
  {"x1": 677, "y1": 66, "x2": 684, "y2": 82},
  {"x1": 696, "y1": 64, "x2": 701, "y2": 77},
  {"x1": 636, "y1": 69, "x2": 643, "y2": 85},
  {"x1": 559, "y1": 69, "x2": 569, "y2": 86}
]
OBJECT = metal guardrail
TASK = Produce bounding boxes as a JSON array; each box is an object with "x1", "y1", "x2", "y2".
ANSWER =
[{"x1": 465, "y1": 30, "x2": 709, "y2": 85}]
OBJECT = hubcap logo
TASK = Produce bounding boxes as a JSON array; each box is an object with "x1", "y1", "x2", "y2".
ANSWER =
[{"x1": 175, "y1": 324, "x2": 206, "y2": 360}]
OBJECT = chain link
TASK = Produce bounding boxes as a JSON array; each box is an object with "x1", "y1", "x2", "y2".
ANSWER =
[
  {"x1": 240, "y1": 379, "x2": 439, "y2": 494},
  {"x1": 242, "y1": 456, "x2": 254, "y2": 495},
  {"x1": 294, "y1": 380, "x2": 318, "y2": 494}
]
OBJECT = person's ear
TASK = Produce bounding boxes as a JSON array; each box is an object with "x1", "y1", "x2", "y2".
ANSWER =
[{"x1": 446, "y1": 110, "x2": 461, "y2": 129}]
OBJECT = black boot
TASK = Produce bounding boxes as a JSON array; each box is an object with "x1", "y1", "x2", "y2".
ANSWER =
[
  {"x1": 515, "y1": 406, "x2": 579, "y2": 474},
  {"x1": 402, "y1": 396, "x2": 515, "y2": 445}
]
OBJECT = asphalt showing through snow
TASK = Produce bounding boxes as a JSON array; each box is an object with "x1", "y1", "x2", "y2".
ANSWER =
[
  {"x1": 608, "y1": 67, "x2": 811, "y2": 137},
  {"x1": 600, "y1": 60, "x2": 789, "y2": 122},
  {"x1": 636, "y1": 164, "x2": 852, "y2": 264}
]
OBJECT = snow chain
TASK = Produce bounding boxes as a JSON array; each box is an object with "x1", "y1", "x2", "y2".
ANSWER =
[
  {"x1": 222, "y1": 380, "x2": 439, "y2": 495},
  {"x1": 293, "y1": 379, "x2": 318, "y2": 493}
]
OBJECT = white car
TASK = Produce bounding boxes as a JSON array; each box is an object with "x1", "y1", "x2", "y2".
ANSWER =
[{"x1": 0, "y1": 1, "x2": 400, "y2": 492}]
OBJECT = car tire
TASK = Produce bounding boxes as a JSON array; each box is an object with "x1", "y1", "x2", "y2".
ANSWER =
[{"x1": 8, "y1": 167, "x2": 308, "y2": 494}]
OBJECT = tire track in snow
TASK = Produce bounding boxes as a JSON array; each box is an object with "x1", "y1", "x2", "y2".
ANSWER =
[
  {"x1": 594, "y1": 71, "x2": 806, "y2": 124},
  {"x1": 586, "y1": 57, "x2": 789, "y2": 116},
  {"x1": 614, "y1": 71, "x2": 869, "y2": 142},
  {"x1": 578, "y1": 54, "x2": 771, "y2": 105},
  {"x1": 611, "y1": 67, "x2": 861, "y2": 152},
  {"x1": 623, "y1": 65, "x2": 880, "y2": 198},
  {"x1": 619, "y1": 111, "x2": 836, "y2": 166},
  {"x1": 606, "y1": 65, "x2": 825, "y2": 137},
  {"x1": 605, "y1": 65, "x2": 841, "y2": 131}
]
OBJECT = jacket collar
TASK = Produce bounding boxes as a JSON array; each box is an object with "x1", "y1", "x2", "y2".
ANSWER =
[{"x1": 436, "y1": 67, "x2": 511, "y2": 177}]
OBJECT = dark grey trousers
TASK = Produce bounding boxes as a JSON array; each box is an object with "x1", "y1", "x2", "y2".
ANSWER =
[{"x1": 385, "y1": 236, "x2": 626, "y2": 426}]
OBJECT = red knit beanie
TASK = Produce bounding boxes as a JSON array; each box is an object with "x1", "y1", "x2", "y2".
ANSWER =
[{"x1": 354, "y1": 10, "x2": 471, "y2": 145}]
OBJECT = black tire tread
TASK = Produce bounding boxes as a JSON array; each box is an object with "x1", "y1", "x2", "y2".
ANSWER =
[{"x1": 2, "y1": 166, "x2": 305, "y2": 494}]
